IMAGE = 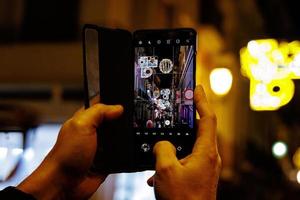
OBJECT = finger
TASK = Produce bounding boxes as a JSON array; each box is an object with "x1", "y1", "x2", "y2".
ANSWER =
[
  {"x1": 90, "y1": 94, "x2": 101, "y2": 106},
  {"x1": 194, "y1": 85, "x2": 214, "y2": 119},
  {"x1": 73, "y1": 95, "x2": 101, "y2": 116},
  {"x1": 73, "y1": 107, "x2": 85, "y2": 116},
  {"x1": 193, "y1": 85, "x2": 217, "y2": 153},
  {"x1": 147, "y1": 174, "x2": 155, "y2": 187},
  {"x1": 153, "y1": 141, "x2": 179, "y2": 172},
  {"x1": 72, "y1": 104, "x2": 124, "y2": 130},
  {"x1": 196, "y1": 119, "x2": 199, "y2": 127}
]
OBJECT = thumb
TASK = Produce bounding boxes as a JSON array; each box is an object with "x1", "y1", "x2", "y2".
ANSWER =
[
  {"x1": 153, "y1": 141, "x2": 179, "y2": 171},
  {"x1": 193, "y1": 85, "x2": 217, "y2": 154},
  {"x1": 73, "y1": 104, "x2": 123, "y2": 130}
]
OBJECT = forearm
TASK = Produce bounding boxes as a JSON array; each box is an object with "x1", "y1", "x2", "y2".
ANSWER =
[
  {"x1": 172, "y1": 190, "x2": 216, "y2": 200},
  {"x1": 17, "y1": 155, "x2": 76, "y2": 200}
]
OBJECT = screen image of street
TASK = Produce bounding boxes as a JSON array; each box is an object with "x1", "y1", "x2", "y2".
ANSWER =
[{"x1": 134, "y1": 45, "x2": 194, "y2": 129}]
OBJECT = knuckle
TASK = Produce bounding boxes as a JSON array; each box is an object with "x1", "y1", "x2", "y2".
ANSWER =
[
  {"x1": 209, "y1": 113, "x2": 217, "y2": 124},
  {"x1": 206, "y1": 113, "x2": 217, "y2": 126},
  {"x1": 156, "y1": 163, "x2": 176, "y2": 175},
  {"x1": 208, "y1": 150, "x2": 220, "y2": 166},
  {"x1": 68, "y1": 118, "x2": 86, "y2": 130}
]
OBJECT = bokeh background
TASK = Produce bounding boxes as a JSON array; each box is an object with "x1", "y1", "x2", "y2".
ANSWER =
[{"x1": 1, "y1": 0, "x2": 300, "y2": 199}]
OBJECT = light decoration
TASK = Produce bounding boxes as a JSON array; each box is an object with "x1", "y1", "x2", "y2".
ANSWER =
[
  {"x1": 210, "y1": 68, "x2": 233, "y2": 96},
  {"x1": 272, "y1": 141, "x2": 288, "y2": 158},
  {"x1": 297, "y1": 171, "x2": 300, "y2": 184},
  {"x1": 240, "y1": 39, "x2": 300, "y2": 111},
  {"x1": 159, "y1": 59, "x2": 173, "y2": 74},
  {"x1": 293, "y1": 148, "x2": 300, "y2": 169}
]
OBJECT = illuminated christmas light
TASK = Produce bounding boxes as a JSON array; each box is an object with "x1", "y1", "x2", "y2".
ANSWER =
[
  {"x1": 293, "y1": 148, "x2": 300, "y2": 169},
  {"x1": 240, "y1": 39, "x2": 300, "y2": 111},
  {"x1": 297, "y1": 171, "x2": 300, "y2": 184},
  {"x1": 209, "y1": 68, "x2": 233, "y2": 96},
  {"x1": 272, "y1": 141, "x2": 287, "y2": 158}
]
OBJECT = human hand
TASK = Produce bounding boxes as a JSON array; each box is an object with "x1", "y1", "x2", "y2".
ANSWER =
[
  {"x1": 148, "y1": 85, "x2": 221, "y2": 200},
  {"x1": 18, "y1": 103, "x2": 123, "y2": 200}
]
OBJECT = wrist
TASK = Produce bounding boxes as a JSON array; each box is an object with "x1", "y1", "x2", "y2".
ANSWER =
[
  {"x1": 173, "y1": 187, "x2": 217, "y2": 200},
  {"x1": 176, "y1": 193, "x2": 216, "y2": 200},
  {"x1": 17, "y1": 155, "x2": 79, "y2": 200}
]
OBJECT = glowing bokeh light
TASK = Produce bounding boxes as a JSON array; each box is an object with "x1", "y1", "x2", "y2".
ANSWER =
[
  {"x1": 240, "y1": 39, "x2": 300, "y2": 111},
  {"x1": 297, "y1": 171, "x2": 300, "y2": 184},
  {"x1": 272, "y1": 141, "x2": 288, "y2": 158},
  {"x1": 209, "y1": 68, "x2": 233, "y2": 96},
  {"x1": 293, "y1": 148, "x2": 300, "y2": 169}
]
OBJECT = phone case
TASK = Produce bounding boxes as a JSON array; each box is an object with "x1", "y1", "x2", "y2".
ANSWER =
[{"x1": 83, "y1": 25, "x2": 137, "y2": 173}]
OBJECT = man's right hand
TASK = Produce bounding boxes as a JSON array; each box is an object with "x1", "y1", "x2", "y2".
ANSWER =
[{"x1": 148, "y1": 85, "x2": 221, "y2": 200}]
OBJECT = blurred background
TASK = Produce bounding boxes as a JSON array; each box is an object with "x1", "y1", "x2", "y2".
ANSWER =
[{"x1": 1, "y1": 0, "x2": 300, "y2": 199}]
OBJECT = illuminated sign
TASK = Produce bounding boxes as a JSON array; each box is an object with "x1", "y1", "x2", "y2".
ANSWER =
[{"x1": 240, "y1": 39, "x2": 300, "y2": 111}]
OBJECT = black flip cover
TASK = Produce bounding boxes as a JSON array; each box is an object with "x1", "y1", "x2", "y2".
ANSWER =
[{"x1": 83, "y1": 25, "x2": 135, "y2": 173}]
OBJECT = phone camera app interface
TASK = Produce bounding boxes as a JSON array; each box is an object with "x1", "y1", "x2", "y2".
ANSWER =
[{"x1": 134, "y1": 37, "x2": 195, "y2": 134}]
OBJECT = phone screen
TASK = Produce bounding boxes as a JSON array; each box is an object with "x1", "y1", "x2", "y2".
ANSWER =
[{"x1": 133, "y1": 29, "x2": 196, "y2": 164}]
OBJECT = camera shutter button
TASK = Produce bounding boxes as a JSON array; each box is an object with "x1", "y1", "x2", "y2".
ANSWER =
[{"x1": 141, "y1": 143, "x2": 151, "y2": 152}]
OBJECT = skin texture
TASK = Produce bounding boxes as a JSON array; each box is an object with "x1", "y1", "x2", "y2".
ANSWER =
[
  {"x1": 147, "y1": 85, "x2": 222, "y2": 200},
  {"x1": 17, "y1": 85, "x2": 221, "y2": 200}
]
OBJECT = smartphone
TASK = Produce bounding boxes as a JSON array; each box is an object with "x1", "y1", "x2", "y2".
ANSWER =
[
  {"x1": 83, "y1": 25, "x2": 197, "y2": 172},
  {"x1": 133, "y1": 29, "x2": 197, "y2": 168}
]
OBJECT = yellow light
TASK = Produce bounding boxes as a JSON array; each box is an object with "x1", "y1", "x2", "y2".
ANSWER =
[
  {"x1": 297, "y1": 171, "x2": 300, "y2": 184},
  {"x1": 247, "y1": 40, "x2": 260, "y2": 57},
  {"x1": 290, "y1": 53, "x2": 300, "y2": 77},
  {"x1": 293, "y1": 148, "x2": 300, "y2": 169},
  {"x1": 209, "y1": 68, "x2": 233, "y2": 96},
  {"x1": 272, "y1": 49, "x2": 283, "y2": 62},
  {"x1": 240, "y1": 39, "x2": 300, "y2": 111}
]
